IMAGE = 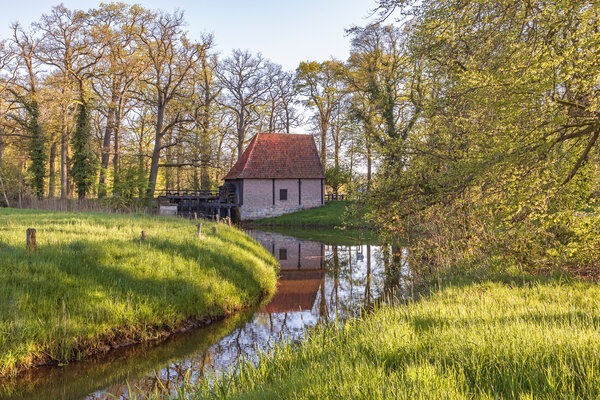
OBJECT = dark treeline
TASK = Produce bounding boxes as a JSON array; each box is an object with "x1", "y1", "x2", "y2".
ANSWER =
[{"x1": 0, "y1": 3, "x2": 383, "y2": 204}]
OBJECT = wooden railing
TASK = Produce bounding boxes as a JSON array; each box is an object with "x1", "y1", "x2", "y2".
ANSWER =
[{"x1": 325, "y1": 193, "x2": 348, "y2": 202}]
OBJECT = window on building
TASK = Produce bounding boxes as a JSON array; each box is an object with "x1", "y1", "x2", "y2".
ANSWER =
[
  {"x1": 280, "y1": 188, "x2": 288, "y2": 201},
  {"x1": 279, "y1": 248, "x2": 288, "y2": 260}
]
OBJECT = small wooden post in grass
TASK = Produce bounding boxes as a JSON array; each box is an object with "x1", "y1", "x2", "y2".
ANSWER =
[
  {"x1": 227, "y1": 216, "x2": 232, "y2": 227},
  {"x1": 197, "y1": 223, "x2": 202, "y2": 238},
  {"x1": 216, "y1": 213, "x2": 220, "y2": 223},
  {"x1": 26, "y1": 228, "x2": 37, "y2": 253},
  {"x1": 141, "y1": 230, "x2": 146, "y2": 241},
  {"x1": 194, "y1": 212, "x2": 198, "y2": 220}
]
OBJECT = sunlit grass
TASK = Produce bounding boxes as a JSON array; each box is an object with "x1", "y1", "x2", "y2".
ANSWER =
[
  {"x1": 254, "y1": 201, "x2": 359, "y2": 227},
  {"x1": 175, "y1": 274, "x2": 600, "y2": 399},
  {"x1": 0, "y1": 208, "x2": 278, "y2": 377}
]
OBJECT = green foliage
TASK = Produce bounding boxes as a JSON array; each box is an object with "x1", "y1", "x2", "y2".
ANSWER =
[
  {"x1": 361, "y1": 0, "x2": 600, "y2": 274},
  {"x1": 71, "y1": 99, "x2": 98, "y2": 199},
  {"x1": 27, "y1": 102, "x2": 46, "y2": 199},
  {"x1": 8, "y1": 92, "x2": 46, "y2": 199},
  {"x1": 0, "y1": 209, "x2": 277, "y2": 377},
  {"x1": 324, "y1": 165, "x2": 351, "y2": 194},
  {"x1": 112, "y1": 163, "x2": 148, "y2": 200}
]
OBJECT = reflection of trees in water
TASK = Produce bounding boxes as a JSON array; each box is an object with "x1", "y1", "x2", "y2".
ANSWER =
[
  {"x1": 95, "y1": 242, "x2": 403, "y2": 399},
  {"x1": 320, "y1": 244, "x2": 392, "y2": 319}
]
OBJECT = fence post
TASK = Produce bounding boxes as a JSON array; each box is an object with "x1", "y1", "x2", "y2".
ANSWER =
[
  {"x1": 197, "y1": 223, "x2": 202, "y2": 238},
  {"x1": 141, "y1": 231, "x2": 146, "y2": 241},
  {"x1": 26, "y1": 228, "x2": 37, "y2": 253}
]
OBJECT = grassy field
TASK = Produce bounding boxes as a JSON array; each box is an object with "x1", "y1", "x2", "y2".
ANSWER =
[
  {"x1": 0, "y1": 209, "x2": 277, "y2": 377},
  {"x1": 176, "y1": 271, "x2": 600, "y2": 399},
  {"x1": 253, "y1": 201, "x2": 360, "y2": 227}
]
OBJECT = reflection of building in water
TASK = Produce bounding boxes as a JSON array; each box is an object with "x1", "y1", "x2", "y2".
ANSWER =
[
  {"x1": 248, "y1": 230, "x2": 326, "y2": 313},
  {"x1": 261, "y1": 270, "x2": 323, "y2": 313},
  {"x1": 249, "y1": 230, "x2": 325, "y2": 270}
]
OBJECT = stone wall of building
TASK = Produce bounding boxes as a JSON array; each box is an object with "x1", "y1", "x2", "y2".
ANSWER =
[{"x1": 240, "y1": 178, "x2": 323, "y2": 220}]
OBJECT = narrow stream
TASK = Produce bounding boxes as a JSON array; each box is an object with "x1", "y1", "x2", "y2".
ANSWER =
[{"x1": 1, "y1": 229, "x2": 408, "y2": 399}]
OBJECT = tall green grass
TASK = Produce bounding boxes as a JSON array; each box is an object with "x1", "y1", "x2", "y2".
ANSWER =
[
  {"x1": 0, "y1": 209, "x2": 277, "y2": 377},
  {"x1": 175, "y1": 274, "x2": 600, "y2": 399}
]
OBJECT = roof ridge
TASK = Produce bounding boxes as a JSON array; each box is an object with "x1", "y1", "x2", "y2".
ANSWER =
[{"x1": 224, "y1": 132, "x2": 325, "y2": 180}]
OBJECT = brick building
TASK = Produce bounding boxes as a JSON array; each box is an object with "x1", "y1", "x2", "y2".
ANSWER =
[{"x1": 224, "y1": 133, "x2": 325, "y2": 220}]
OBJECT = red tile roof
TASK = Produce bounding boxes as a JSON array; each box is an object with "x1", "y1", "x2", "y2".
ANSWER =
[{"x1": 224, "y1": 133, "x2": 325, "y2": 180}]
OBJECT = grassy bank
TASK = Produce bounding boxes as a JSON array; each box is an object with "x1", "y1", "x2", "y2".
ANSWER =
[
  {"x1": 253, "y1": 201, "x2": 360, "y2": 228},
  {"x1": 0, "y1": 209, "x2": 278, "y2": 377},
  {"x1": 182, "y1": 271, "x2": 600, "y2": 399}
]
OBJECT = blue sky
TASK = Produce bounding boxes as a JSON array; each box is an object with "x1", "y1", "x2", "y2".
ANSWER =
[{"x1": 0, "y1": 0, "x2": 379, "y2": 70}]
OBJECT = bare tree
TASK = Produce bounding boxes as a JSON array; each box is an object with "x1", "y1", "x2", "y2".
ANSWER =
[
  {"x1": 35, "y1": 5, "x2": 104, "y2": 198},
  {"x1": 264, "y1": 64, "x2": 301, "y2": 133},
  {"x1": 218, "y1": 49, "x2": 269, "y2": 159},
  {"x1": 0, "y1": 39, "x2": 18, "y2": 165},
  {"x1": 135, "y1": 10, "x2": 206, "y2": 198},
  {"x1": 192, "y1": 41, "x2": 220, "y2": 190},
  {"x1": 90, "y1": 4, "x2": 147, "y2": 197}
]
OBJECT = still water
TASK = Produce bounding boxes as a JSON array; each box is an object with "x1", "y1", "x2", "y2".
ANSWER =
[{"x1": 0, "y1": 229, "x2": 408, "y2": 399}]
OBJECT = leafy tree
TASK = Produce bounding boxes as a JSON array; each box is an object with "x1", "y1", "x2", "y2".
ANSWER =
[
  {"x1": 70, "y1": 96, "x2": 97, "y2": 199},
  {"x1": 27, "y1": 100, "x2": 45, "y2": 199},
  {"x1": 10, "y1": 94, "x2": 46, "y2": 199},
  {"x1": 325, "y1": 165, "x2": 352, "y2": 196},
  {"x1": 296, "y1": 60, "x2": 345, "y2": 167},
  {"x1": 10, "y1": 24, "x2": 46, "y2": 199},
  {"x1": 363, "y1": 0, "x2": 600, "y2": 269}
]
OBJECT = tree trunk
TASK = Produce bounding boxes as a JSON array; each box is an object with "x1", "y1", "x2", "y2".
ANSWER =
[
  {"x1": 138, "y1": 126, "x2": 145, "y2": 198},
  {"x1": 0, "y1": 126, "x2": 4, "y2": 164},
  {"x1": 146, "y1": 104, "x2": 164, "y2": 199},
  {"x1": 320, "y1": 119, "x2": 327, "y2": 168},
  {"x1": 48, "y1": 136, "x2": 56, "y2": 198},
  {"x1": 237, "y1": 118, "x2": 244, "y2": 161},
  {"x1": 284, "y1": 104, "x2": 291, "y2": 133},
  {"x1": 112, "y1": 106, "x2": 122, "y2": 196},
  {"x1": 176, "y1": 143, "x2": 182, "y2": 191},
  {"x1": 366, "y1": 131, "x2": 372, "y2": 190},
  {"x1": 199, "y1": 88, "x2": 212, "y2": 189},
  {"x1": 66, "y1": 148, "x2": 73, "y2": 197},
  {"x1": 165, "y1": 129, "x2": 173, "y2": 191},
  {"x1": 60, "y1": 119, "x2": 68, "y2": 199},
  {"x1": 268, "y1": 100, "x2": 276, "y2": 133},
  {"x1": 192, "y1": 130, "x2": 200, "y2": 191},
  {"x1": 98, "y1": 95, "x2": 117, "y2": 198}
]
